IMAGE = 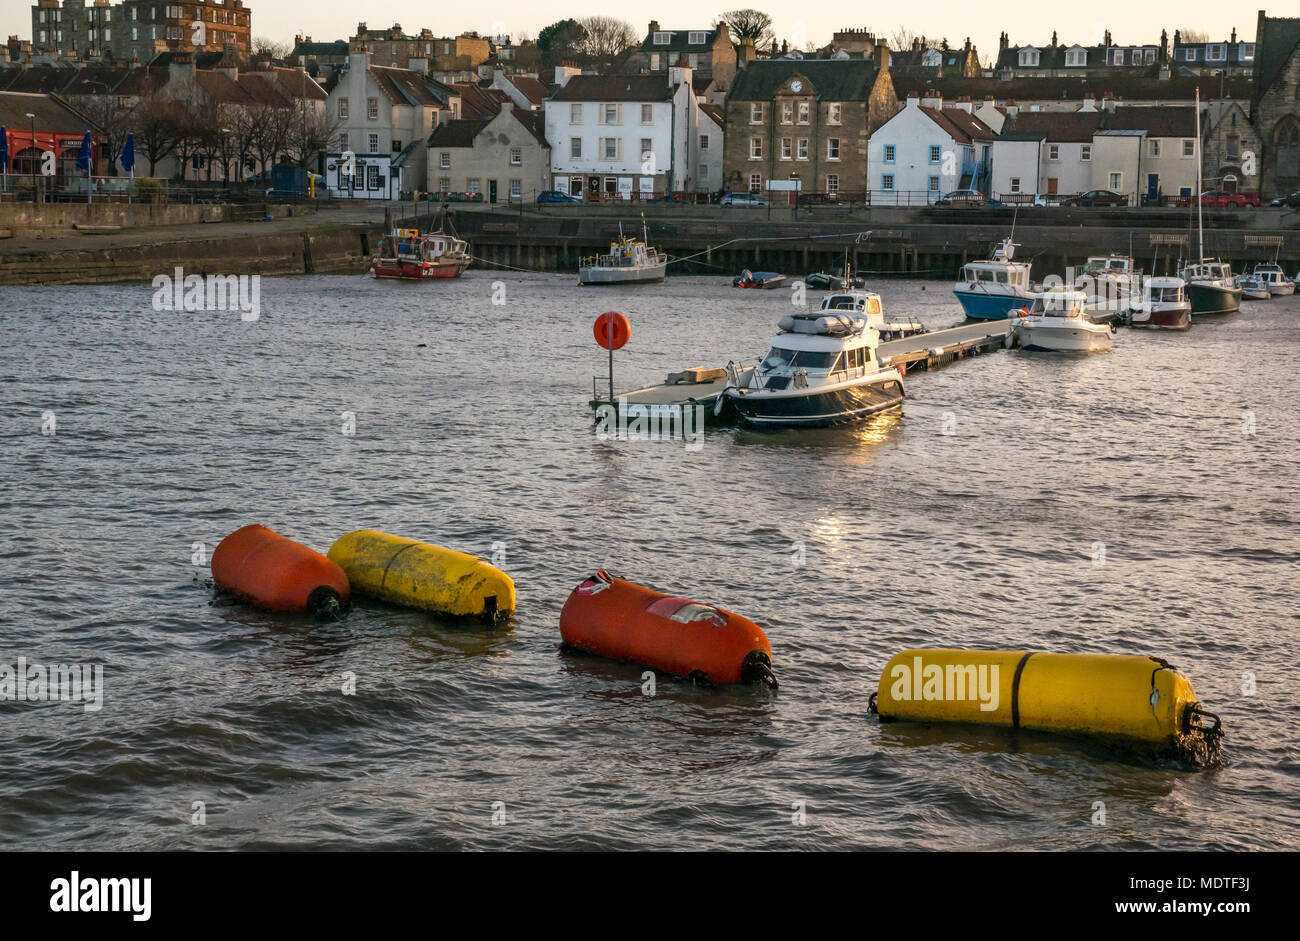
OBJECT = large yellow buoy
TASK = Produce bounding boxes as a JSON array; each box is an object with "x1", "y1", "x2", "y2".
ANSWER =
[
  {"x1": 327, "y1": 530, "x2": 515, "y2": 624},
  {"x1": 872, "y1": 649, "x2": 1221, "y2": 763}
]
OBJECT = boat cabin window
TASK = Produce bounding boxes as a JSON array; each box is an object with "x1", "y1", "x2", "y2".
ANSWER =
[
  {"x1": 825, "y1": 294, "x2": 862, "y2": 311},
  {"x1": 979, "y1": 269, "x2": 995, "y2": 282},
  {"x1": 995, "y1": 271, "x2": 1008, "y2": 284},
  {"x1": 1150, "y1": 286, "x2": 1184, "y2": 302},
  {"x1": 763, "y1": 346, "x2": 841, "y2": 370},
  {"x1": 866, "y1": 297, "x2": 881, "y2": 314}
]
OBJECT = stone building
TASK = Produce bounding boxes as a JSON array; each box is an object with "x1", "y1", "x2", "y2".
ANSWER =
[
  {"x1": 426, "y1": 102, "x2": 550, "y2": 202},
  {"x1": 349, "y1": 23, "x2": 490, "y2": 73},
  {"x1": 1251, "y1": 11, "x2": 1300, "y2": 198},
  {"x1": 721, "y1": 52, "x2": 898, "y2": 198},
  {"x1": 625, "y1": 21, "x2": 737, "y2": 92},
  {"x1": 1202, "y1": 100, "x2": 1261, "y2": 195},
  {"x1": 30, "y1": 0, "x2": 251, "y2": 64}
]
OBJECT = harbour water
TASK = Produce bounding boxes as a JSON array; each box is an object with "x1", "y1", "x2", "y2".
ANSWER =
[{"x1": 2, "y1": 272, "x2": 1298, "y2": 850}]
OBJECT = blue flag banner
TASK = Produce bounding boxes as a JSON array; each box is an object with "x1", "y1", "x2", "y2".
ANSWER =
[
  {"x1": 0, "y1": 126, "x2": 8, "y2": 173},
  {"x1": 122, "y1": 132, "x2": 135, "y2": 173},
  {"x1": 76, "y1": 131, "x2": 93, "y2": 172}
]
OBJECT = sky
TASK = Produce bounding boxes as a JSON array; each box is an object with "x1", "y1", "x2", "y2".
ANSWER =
[{"x1": 0, "y1": 2, "x2": 1258, "y2": 65}]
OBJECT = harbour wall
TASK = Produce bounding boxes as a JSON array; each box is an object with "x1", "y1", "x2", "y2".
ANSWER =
[
  {"x1": 441, "y1": 207, "x2": 1300, "y2": 280},
  {"x1": 0, "y1": 225, "x2": 377, "y2": 285},
  {"x1": 0, "y1": 202, "x2": 315, "y2": 238}
]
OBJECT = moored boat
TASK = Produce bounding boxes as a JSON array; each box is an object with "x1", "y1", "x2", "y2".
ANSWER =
[
  {"x1": 579, "y1": 234, "x2": 668, "y2": 285},
  {"x1": 1129, "y1": 276, "x2": 1192, "y2": 330},
  {"x1": 1077, "y1": 254, "x2": 1139, "y2": 321},
  {"x1": 816, "y1": 283, "x2": 926, "y2": 341},
  {"x1": 722, "y1": 309, "x2": 905, "y2": 427},
  {"x1": 1016, "y1": 289, "x2": 1113, "y2": 352},
  {"x1": 370, "y1": 227, "x2": 471, "y2": 280},
  {"x1": 1179, "y1": 259, "x2": 1243, "y2": 315},
  {"x1": 953, "y1": 238, "x2": 1036, "y2": 320},
  {"x1": 1252, "y1": 262, "x2": 1295, "y2": 296},
  {"x1": 1236, "y1": 274, "x2": 1271, "y2": 300},
  {"x1": 734, "y1": 269, "x2": 787, "y2": 289}
]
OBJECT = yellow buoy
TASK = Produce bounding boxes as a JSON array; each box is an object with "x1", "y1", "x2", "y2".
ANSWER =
[
  {"x1": 327, "y1": 530, "x2": 515, "y2": 624},
  {"x1": 872, "y1": 649, "x2": 1221, "y2": 763}
]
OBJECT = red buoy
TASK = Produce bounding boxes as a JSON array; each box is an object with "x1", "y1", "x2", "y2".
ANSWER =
[
  {"x1": 560, "y1": 571, "x2": 776, "y2": 686},
  {"x1": 593, "y1": 311, "x2": 630, "y2": 350},
  {"x1": 212, "y1": 524, "x2": 350, "y2": 616}
]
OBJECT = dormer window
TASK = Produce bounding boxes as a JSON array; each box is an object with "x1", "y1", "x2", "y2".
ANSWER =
[
  {"x1": 688, "y1": 31, "x2": 706, "y2": 45},
  {"x1": 1240, "y1": 43, "x2": 1255, "y2": 61},
  {"x1": 1018, "y1": 48, "x2": 1039, "y2": 67},
  {"x1": 1207, "y1": 43, "x2": 1226, "y2": 62},
  {"x1": 653, "y1": 31, "x2": 670, "y2": 45},
  {"x1": 1109, "y1": 48, "x2": 1124, "y2": 66},
  {"x1": 1066, "y1": 48, "x2": 1086, "y2": 66}
]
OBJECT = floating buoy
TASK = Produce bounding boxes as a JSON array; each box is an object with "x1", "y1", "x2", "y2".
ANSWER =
[
  {"x1": 872, "y1": 649, "x2": 1221, "y2": 763},
  {"x1": 559, "y1": 571, "x2": 777, "y2": 686},
  {"x1": 327, "y1": 530, "x2": 514, "y2": 624},
  {"x1": 211, "y1": 524, "x2": 350, "y2": 616}
]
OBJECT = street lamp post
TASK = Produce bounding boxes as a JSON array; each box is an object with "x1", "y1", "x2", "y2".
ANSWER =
[{"x1": 26, "y1": 112, "x2": 37, "y2": 204}]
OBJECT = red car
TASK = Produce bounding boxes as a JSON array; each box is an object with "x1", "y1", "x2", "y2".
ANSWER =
[{"x1": 1178, "y1": 190, "x2": 1261, "y2": 208}]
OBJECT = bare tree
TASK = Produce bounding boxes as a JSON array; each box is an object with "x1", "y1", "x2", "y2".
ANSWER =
[
  {"x1": 285, "y1": 104, "x2": 341, "y2": 168},
  {"x1": 1178, "y1": 28, "x2": 1210, "y2": 43},
  {"x1": 69, "y1": 92, "x2": 133, "y2": 174},
  {"x1": 130, "y1": 94, "x2": 181, "y2": 176},
  {"x1": 575, "y1": 16, "x2": 638, "y2": 60},
  {"x1": 253, "y1": 36, "x2": 292, "y2": 62},
  {"x1": 716, "y1": 10, "x2": 775, "y2": 49}
]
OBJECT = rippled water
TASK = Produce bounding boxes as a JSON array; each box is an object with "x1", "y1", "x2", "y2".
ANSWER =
[{"x1": 2, "y1": 270, "x2": 1298, "y2": 850}]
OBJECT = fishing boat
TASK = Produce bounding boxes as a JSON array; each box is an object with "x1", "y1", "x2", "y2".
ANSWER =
[
  {"x1": 953, "y1": 238, "x2": 1036, "y2": 320},
  {"x1": 370, "y1": 226, "x2": 471, "y2": 279},
  {"x1": 1236, "y1": 274, "x2": 1271, "y2": 300},
  {"x1": 1077, "y1": 254, "x2": 1139, "y2": 321},
  {"x1": 1251, "y1": 262, "x2": 1295, "y2": 296},
  {"x1": 1179, "y1": 259, "x2": 1243, "y2": 315},
  {"x1": 1015, "y1": 289, "x2": 1113, "y2": 353},
  {"x1": 721, "y1": 309, "x2": 905, "y2": 427},
  {"x1": 734, "y1": 270, "x2": 787, "y2": 289},
  {"x1": 578, "y1": 225, "x2": 667, "y2": 285},
  {"x1": 805, "y1": 269, "x2": 866, "y2": 290},
  {"x1": 1177, "y1": 100, "x2": 1242, "y2": 316},
  {"x1": 1129, "y1": 276, "x2": 1192, "y2": 330}
]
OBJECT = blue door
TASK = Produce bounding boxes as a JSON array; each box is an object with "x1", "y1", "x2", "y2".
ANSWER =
[{"x1": 1147, "y1": 173, "x2": 1160, "y2": 203}]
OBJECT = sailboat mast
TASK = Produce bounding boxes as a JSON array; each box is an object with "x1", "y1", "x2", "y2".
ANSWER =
[{"x1": 1196, "y1": 88, "x2": 1204, "y2": 261}]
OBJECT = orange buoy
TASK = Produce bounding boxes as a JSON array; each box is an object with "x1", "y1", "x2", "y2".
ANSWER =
[
  {"x1": 559, "y1": 571, "x2": 777, "y2": 686},
  {"x1": 212, "y1": 524, "x2": 350, "y2": 616}
]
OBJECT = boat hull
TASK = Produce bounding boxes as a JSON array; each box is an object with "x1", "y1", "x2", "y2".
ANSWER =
[
  {"x1": 579, "y1": 264, "x2": 667, "y2": 285},
  {"x1": 1187, "y1": 282, "x2": 1242, "y2": 315},
  {"x1": 726, "y1": 376, "x2": 904, "y2": 428},
  {"x1": 1130, "y1": 305, "x2": 1192, "y2": 330},
  {"x1": 372, "y1": 259, "x2": 470, "y2": 279},
  {"x1": 1018, "y1": 323, "x2": 1112, "y2": 352},
  {"x1": 1268, "y1": 282, "x2": 1296, "y2": 296},
  {"x1": 953, "y1": 289, "x2": 1032, "y2": 320}
]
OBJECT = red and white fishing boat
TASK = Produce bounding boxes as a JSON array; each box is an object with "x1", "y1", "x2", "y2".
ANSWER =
[{"x1": 370, "y1": 226, "x2": 472, "y2": 280}]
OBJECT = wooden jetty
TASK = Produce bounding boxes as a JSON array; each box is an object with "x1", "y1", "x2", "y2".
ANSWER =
[{"x1": 592, "y1": 319, "x2": 1020, "y2": 421}]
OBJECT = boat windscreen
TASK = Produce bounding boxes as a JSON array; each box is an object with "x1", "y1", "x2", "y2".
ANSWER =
[{"x1": 763, "y1": 347, "x2": 841, "y2": 369}]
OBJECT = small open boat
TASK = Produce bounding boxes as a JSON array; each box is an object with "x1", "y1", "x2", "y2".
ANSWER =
[{"x1": 734, "y1": 270, "x2": 787, "y2": 289}]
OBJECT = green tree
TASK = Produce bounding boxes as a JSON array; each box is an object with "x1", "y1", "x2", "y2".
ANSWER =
[{"x1": 538, "y1": 19, "x2": 588, "y2": 66}]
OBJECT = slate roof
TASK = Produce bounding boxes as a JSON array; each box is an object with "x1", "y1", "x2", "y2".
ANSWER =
[
  {"x1": 370, "y1": 65, "x2": 453, "y2": 107},
  {"x1": 454, "y1": 82, "x2": 510, "y2": 119},
  {"x1": 699, "y1": 101, "x2": 724, "y2": 127},
  {"x1": 1001, "y1": 110, "x2": 1103, "y2": 142},
  {"x1": 0, "y1": 90, "x2": 101, "y2": 134},
  {"x1": 1103, "y1": 106, "x2": 1194, "y2": 136},
  {"x1": 1255, "y1": 16, "x2": 1300, "y2": 101},
  {"x1": 891, "y1": 73, "x2": 1251, "y2": 103},
  {"x1": 918, "y1": 105, "x2": 996, "y2": 143},
  {"x1": 639, "y1": 27, "x2": 725, "y2": 53},
  {"x1": 728, "y1": 59, "x2": 880, "y2": 101},
  {"x1": 429, "y1": 118, "x2": 487, "y2": 148},
  {"x1": 548, "y1": 74, "x2": 674, "y2": 102},
  {"x1": 292, "y1": 40, "x2": 349, "y2": 58}
]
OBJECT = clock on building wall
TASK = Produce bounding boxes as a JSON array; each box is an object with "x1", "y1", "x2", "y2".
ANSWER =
[{"x1": 790, "y1": 80, "x2": 803, "y2": 92}]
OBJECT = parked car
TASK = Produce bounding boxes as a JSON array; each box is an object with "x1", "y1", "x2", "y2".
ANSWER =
[
  {"x1": 536, "y1": 190, "x2": 581, "y2": 204},
  {"x1": 1062, "y1": 189, "x2": 1129, "y2": 207},
  {"x1": 721, "y1": 192, "x2": 769, "y2": 206},
  {"x1": 933, "y1": 189, "x2": 986, "y2": 207},
  {"x1": 797, "y1": 192, "x2": 850, "y2": 208},
  {"x1": 1269, "y1": 190, "x2": 1300, "y2": 207},
  {"x1": 1179, "y1": 190, "x2": 1261, "y2": 208}
]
